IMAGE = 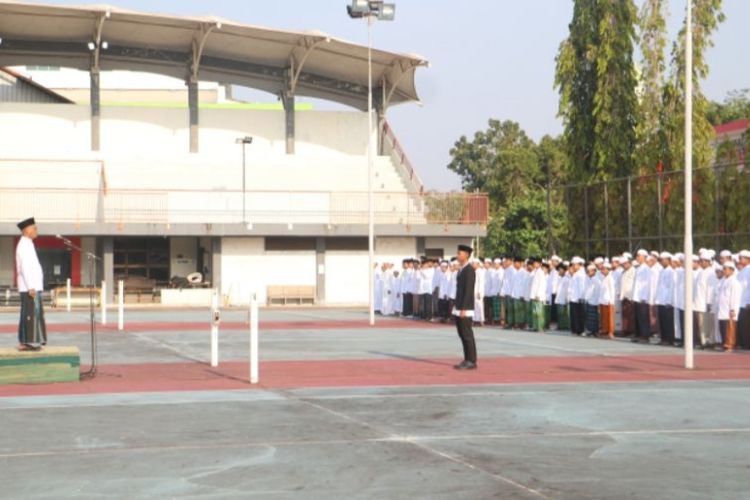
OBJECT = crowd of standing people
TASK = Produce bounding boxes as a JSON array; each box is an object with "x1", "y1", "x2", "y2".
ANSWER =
[{"x1": 374, "y1": 247, "x2": 750, "y2": 352}]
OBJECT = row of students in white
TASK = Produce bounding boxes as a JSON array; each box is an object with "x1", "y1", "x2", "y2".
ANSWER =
[{"x1": 373, "y1": 248, "x2": 750, "y2": 351}]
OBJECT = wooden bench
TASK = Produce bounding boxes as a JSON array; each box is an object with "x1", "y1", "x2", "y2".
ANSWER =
[
  {"x1": 0, "y1": 346, "x2": 80, "y2": 385},
  {"x1": 52, "y1": 287, "x2": 101, "y2": 308},
  {"x1": 121, "y1": 276, "x2": 157, "y2": 303},
  {"x1": 267, "y1": 285, "x2": 316, "y2": 305}
]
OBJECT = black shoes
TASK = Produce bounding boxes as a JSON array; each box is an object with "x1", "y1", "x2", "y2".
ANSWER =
[{"x1": 453, "y1": 361, "x2": 477, "y2": 370}]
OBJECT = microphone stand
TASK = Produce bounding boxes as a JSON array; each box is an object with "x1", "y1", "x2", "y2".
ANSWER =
[{"x1": 58, "y1": 235, "x2": 100, "y2": 379}]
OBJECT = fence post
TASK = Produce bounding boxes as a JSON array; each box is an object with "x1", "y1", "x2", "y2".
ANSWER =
[
  {"x1": 627, "y1": 176, "x2": 633, "y2": 252},
  {"x1": 604, "y1": 182, "x2": 610, "y2": 258},
  {"x1": 657, "y1": 175, "x2": 664, "y2": 250},
  {"x1": 66, "y1": 278, "x2": 71, "y2": 312},
  {"x1": 714, "y1": 167, "x2": 721, "y2": 251},
  {"x1": 584, "y1": 186, "x2": 590, "y2": 259},
  {"x1": 100, "y1": 281, "x2": 107, "y2": 325},
  {"x1": 546, "y1": 164, "x2": 553, "y2": 255}
]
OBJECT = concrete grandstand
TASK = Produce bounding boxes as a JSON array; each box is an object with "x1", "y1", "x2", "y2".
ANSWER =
[{"x1": 0, "y1": 1, "x2": 488, "y2": 307}]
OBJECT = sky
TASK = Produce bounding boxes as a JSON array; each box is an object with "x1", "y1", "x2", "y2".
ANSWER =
[{"x1": 34, "y1": 0, "x2": 750, "y2": 191}]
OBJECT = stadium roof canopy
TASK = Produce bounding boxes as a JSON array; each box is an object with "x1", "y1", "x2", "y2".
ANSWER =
[{"x1": 0, "y1": 1, "x2": 428, "y2": 110}]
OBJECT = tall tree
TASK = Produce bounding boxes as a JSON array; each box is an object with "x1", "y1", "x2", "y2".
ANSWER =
[
  {"x1": 555, "y1": 0, "x2": 639, "y2": 182},
  {"x1": 635, "y1": 0, "x2": 669, "y2": 172}
]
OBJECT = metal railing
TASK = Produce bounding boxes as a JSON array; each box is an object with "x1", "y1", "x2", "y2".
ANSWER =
[
  {"x1": 381, "y1": 120, "x2": 425, "y2": 195},
  {"x1": 549, "y1": 160, "x2": 750, "y2": 257},
  {"x1": 0, "y1": 187, "x2": 488, "y2": 227}
]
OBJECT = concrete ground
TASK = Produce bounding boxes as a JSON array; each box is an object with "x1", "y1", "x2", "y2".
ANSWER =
[{"x1": 1, "y1": 307, "x2": 749, "y2": 499}]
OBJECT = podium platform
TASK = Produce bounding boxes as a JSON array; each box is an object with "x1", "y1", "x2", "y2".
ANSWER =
[{"x1": 0, "y1": 346, "x2": 80, "y2": 385}]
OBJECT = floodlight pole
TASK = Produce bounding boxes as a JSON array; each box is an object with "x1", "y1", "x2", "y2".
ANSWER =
[
  {"x1": 684, "y1": 0, "x2": 694, "y2": 369},
  {"x1": 367, "y1": 14, "x2": 375, "y2": 326}
]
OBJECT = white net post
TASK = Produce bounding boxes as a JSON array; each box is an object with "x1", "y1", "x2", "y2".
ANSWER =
[
  {"x1": 66, "y1": 278, "x2": 71, "y2": 312},
  {"x1": 210, "y1": 288, "x2": 220, "y2": 367},
  {"x1": 101, "y1": 280, "x2": 107, "y2": 325},
  {"x1": 118, "y1": 280, "x2": 124, "y2": 331},
  {"x1": 249, "y1": 293, "x2": 259, "y2": 384}
]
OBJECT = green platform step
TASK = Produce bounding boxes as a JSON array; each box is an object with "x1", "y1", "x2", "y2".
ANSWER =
[{"x1": 0, "y1": 346, "x2": 80, "y2": 385}]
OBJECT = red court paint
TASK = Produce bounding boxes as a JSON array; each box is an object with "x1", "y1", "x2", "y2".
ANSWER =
[
  {"x1": 0, "y1": 353, "x2": 748, "y2": 398},
  {"x1": 0, "y1": 319, "x2": 447, "y2": 334}
]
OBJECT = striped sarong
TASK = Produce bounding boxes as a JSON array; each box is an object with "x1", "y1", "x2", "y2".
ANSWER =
[
  {"x1": 530, "y1": 300, "x2": 545, "y2": 332},
  {"x1": 492, "y1": 296, "x2": 501, "y2": 322},
  {"x1": 557, "y1": 304, "x2": 570, "y2": 330},
  {"x1": 513, "y1": 299, "x2": 526, "y2": 327},
  {"x1": 18, "y1": 292, "x2": 47, "y2": 346},
  {"x1": 585, "y1": 302, "x2": 599, "y2": 334}
]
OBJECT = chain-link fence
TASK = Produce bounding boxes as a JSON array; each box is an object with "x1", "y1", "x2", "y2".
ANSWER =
[{"x1": 549, "y1": 161, "x2": 750, "y2": 257}]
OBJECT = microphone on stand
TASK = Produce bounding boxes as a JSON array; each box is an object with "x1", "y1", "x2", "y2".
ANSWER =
[{"x1": 55, "y1": 234, "x2": 72, "y2": 245}]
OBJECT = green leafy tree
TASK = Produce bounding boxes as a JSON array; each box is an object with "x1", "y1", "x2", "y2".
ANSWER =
[
  {"x1": 707, "y1": 89, "x2": 750, "y2": 125},
  {"x1": 555, "y1": 0, "x2": 639, "y2": 182}
]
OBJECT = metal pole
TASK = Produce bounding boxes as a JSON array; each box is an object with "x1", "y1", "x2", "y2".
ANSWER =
[
  {"x1": 211, "y1": 287, "x2": 219, "y2": 367},
  {"x1": 604, "y1": 183, "x2": 610, "y2": 258},
  {"x1": 684, "y1": 0, "x2": 694, "y2": 369},
  {"x1": 627, "y1": 176, "x2": 633, "y2": 252},
  {"x1": 546, "y1": 164, "x2": 553, "y2": 255},
  {"x1": 584, "y1": 186, "x2": 590, "y2": 259},
  {"x1": 657, "y1": 174, "x2": 664, "y2": 249},
  {"x1": 66, "y1": 278, "x2": 71, "y2": 312},
  {"x1": 242, "y1": 143, "x2": 246, "y2": 224},
  {"x1": 118, "y1": 279, "x2": 124, "y2": 331},
  {"x1": 249, "y1": 293, "x2": 259, "y2": 384},
  {"x1": 367, "y1": 15, "x2": 375, "y2": 326},
  {"x1": 714, "y1": 167, "x2": 720, "y2": 251},
  {"x1": 100, "y1": 280, "x2": 107, "y2": 325}
]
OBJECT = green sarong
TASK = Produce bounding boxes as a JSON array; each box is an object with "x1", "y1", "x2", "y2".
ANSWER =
[
  {"x1": 557, "y1": 304, "x2": 570, "y2": 330},
  {"x1": 531, "y1": 300, "x2": 545, "y2": 332}
]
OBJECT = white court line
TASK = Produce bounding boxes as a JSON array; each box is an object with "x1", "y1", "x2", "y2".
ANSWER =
[
  {"x1": 277, "y1": 389, "x2": 551, "y2": 499},
  {"x1": 129, "y1": 332, "x2": 204, "y2": 363},
  {"x1": 296, "y1": 384, "x2": 750, "y2": 401}
]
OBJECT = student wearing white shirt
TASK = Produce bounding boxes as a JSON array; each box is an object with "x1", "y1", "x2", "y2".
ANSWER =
[
  {"x1": 392, "y1": 270, "x2": 403, "y2": 315},
  {"x1": 655, "y1": 252, "x2": 676, "y2": 345},
  {"x1": 437, "y1": 261, "x2": 452, "y2": 322},
  {"x1": 419, "y1": 259, "x2": 435, "y2": 321},
  {"x1": 15, "y1": 217, "x2": 47, "y2": 351},
  {"x1": 510, "y1": 258, "x2": 528, "y2": 329},
  {"x1": 547, "y1": 256, "x2": 561, "y2": 329},
  {"x1": 528, "y1": 258, "x2": 547, "y2": 332},
  {"x1": 568, "y1": 257, "x2": 587, "y2": 335},
  {"x1": 482, "y1": 259, "x2": 494, "y2": 326},
  {"x1": 693, "y1": 253, "x2": 712, "y2": 347},
  {"x1": 501, "y1": 259, "x2": 517, "y2": 328},
  {"x1": 619, "y1": 255, "x2": 636, "y2": 337},
  {"x1": 737, "y1": 250, "x2": 750, "y2": 349},
  {"x1": 717, "y1": 262, "x2": 742, "y2": 351},
  {"x1": 555, "y1": 264, "x2": 571, "y2": 331},
  {"x1": 584, "y1": 264, "x2": 600, "y2": 336},
  {"x1": 400, "y1": 259, "x2": 413, "y2": 317},
  {"x1": 473, "y1": 259, "x2": 485, "y2": 326},
  {"x1": 490, "y1": 258, "x2": 504, "y2": 325},
  {"x1": 633, "y1": 249, "x2": 653, "y2": 342},
  {"x1": 598, "y1": 263, "x2": 616, "y2": 339}
]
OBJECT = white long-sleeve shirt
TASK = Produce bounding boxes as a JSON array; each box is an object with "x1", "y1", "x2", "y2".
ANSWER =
[
  {"x1": 674, "y1": 267, "x2": 686, "y2": 310},
  {"x1": 717, "y1": 274, "x2": 742, "y2": 321},
  {"x1": 619, "y1": 267, "x2": 636, "y2": 301},
  {"x1": 633, "y1": 264, "x2": 652, "y2": 303},
  {"x1": 529, "y1": 268, "x2": 547, "y2": 302},
  {"x1": 739, "y1": 266, "x2": 750, "y2": 308},
  {"x1": 511, "y1": 268, "x2": 528, "y2": 299},
  {"x1": 693, "y1": 267, "x2": 710, "y2": 313},
  {"x1": 584, "y1": 275, "x2": 600, "y2": 304},
  {"x1": 655, "y1": 266, "x2": 675, "y2": 306},
  {"x1": 555, "y1": 274, "x2": 570, "y2": 305},
  {"x1": 16, "y1": 236, "x2": 44, "y2": 292},
  {"x1": 568, "y1": 268, "x2": 586, "y2": 302},
  {"x1": 501, "y1": 267, "x2": 515, "y2": 297},
  {"x1": 598, "y1": 274, "x2": 615, "y2": 306}
]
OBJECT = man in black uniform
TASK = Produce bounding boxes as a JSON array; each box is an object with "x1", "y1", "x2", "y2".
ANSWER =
[{"x1": 453, "y1": 244, "x2": 478, "y2": 370}]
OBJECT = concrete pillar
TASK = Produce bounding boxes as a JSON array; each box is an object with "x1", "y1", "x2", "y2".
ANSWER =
[
  {"x1": 102, "y1": 237, "x2": 114, "y2": 303},
  {"x1": 416, "y1": 237, "x2": 426, "y2": 257},
  {"x1": 90, "y1": 68, "x2": 101, "y2": 151},
  {"x1": 281, "y1": 91, "x2": 295, "y2": 155},
  {"x1": 211, "y1": 237, "x2": 222, "y2": 293},
  {"x1": 315, "y1": 237, "x2": 325, "y2": 304},
  {"x1": 188, "y1": 77, "x2": 199, "y2": 153}
]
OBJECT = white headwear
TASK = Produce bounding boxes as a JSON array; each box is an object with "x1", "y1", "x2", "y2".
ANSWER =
[
  {"x1": 636, "y1": 249, "x2": 648, "y2": 257},
  {"x1": 720, "y1": 250, "x2": 732, "y2": 258},
  {"x1": 660, "y1": 251, "x2": 672, "y2": 260},
  {"x1": 739, "y1": 250, "x2": 750, "y2": 259},
  {"x1": 724, "y1": 261, "x2": 736, "y2": 270}
]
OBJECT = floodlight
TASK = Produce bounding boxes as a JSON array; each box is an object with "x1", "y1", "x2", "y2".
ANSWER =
[
  {"x1": 87, "y1": 41, "x2": 96, "y2": 51},
  {"x1": 235, "y1": 136, "x2": 253, "y2": 144},
  {"x1": 377, "y1": 3, "x2": 396, "y2": 21},
  {"x1": 101, "y1": 41, "x2": 109, "y2": 50}
]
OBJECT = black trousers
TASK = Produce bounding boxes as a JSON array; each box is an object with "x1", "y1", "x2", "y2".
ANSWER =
[
  {"x1": 737, "y1": 307, "x2": 750, "y2": 349},
  {"x1": 455, "y1": 316, "x2": 477, "y2": 363},
  {"x1": 402, "y1": 292, "x2": 412, "y2": 316},
  {"x1": 421, "y1": 293, "x2": 432, "y2": 320},
  {"x1": 657, "y1": 305, "x2": 675, "y2": 343},
  {"x1": 570, "y1": 302, "x2": 585, "y2": 334},
  {"x1": 437, "y1": 298, "x2": 450, "y2": 320},
  {"x1": 550, "y1": 294, "x2": 558, "y2": 323},
  {"x1": 635, "y1": 302, "x2": 651, "y2": 339},
  {"x1": 483, "y1": 297, "x2": 493, "y2": 323}
]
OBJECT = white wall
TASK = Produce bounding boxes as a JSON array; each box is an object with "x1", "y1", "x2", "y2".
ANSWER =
[
  {"x1": 0, "y1": 237, "x2": 14, "y2": 286},
  {"x1": 425, "y1": 237, "x2": 474, "y2": 260},
  {"x1": 220, "y1": 237, "x2": 316, "y2": 305},
  {"x1": 376, "y1": 237, "x2": 416, "y2": 265},
  {"x1": 324, "y1": 251, "x2": 368, "y2": 305}
]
